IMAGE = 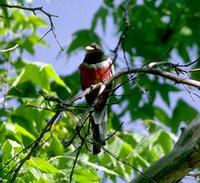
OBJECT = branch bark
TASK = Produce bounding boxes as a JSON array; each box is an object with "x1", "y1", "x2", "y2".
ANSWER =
[
  {"x1": 115, "y1": 67, "x2": 200, "y2": 88},
  {"x1": 130, "y1": 118, "x2": 200, "y2": 183}
]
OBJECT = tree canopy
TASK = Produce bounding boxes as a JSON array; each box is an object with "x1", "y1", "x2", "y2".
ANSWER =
[{"x1": 0, "y1": 0, "x2": 200, "y2": 183}]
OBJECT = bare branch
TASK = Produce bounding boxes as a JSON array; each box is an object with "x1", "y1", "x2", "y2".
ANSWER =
[{"x1": 0, "y1": 3, "x2": 64, "y2": 50}]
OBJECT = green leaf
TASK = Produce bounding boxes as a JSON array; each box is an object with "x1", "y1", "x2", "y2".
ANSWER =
[
  {"x1": 51, "y1": 71, "x2": 80, "y2": 100},
  {"x1": 135, "y1": 130, "x2": 174, "y2": 162},
  {"x1": 21, "y1": 37, "x2": 35, "y2": 54},
  {"x1": 29, "y1": 15, "x2": 47, "y2": 28},
  {"x1": 12, "y1": 62, "x2": 71, "y2": 93},
  {"x1": 27, "y1": 157, "x2": 59, "y2": 174},
  {"x1": 108, "y1": 136, "x2": 124, "y2": 156},
  {"x1": 157, "y1": 82, "x2": 179, "y2": 106},
  {"x1": 15, "y1": 124, "x2": 36, "y2": 140},
  {"x1": 10, "y1": 105, "x2": 49, "y2": 136},
  {"x1": 118, "y1": 132, "x2": 138, "y2": 147},
  {"x1": 81, "y1": 160, "x2": 117, "y2": 175},
  {"x1": 2, "y1": 139, "x2": 21, "y2": 163},
  {"x1": 8, "y1": 81, "x2": 37, "y2": 98},
  {"x1": 180, "y1": 26, "x2": 192, "y2": 36},
  {"x1": 2, "y1": 140, "x2": 13, "y2": 163},
  {"x1": 48, "y1": 136, "x2": 64, "y2": 155},
  {"x1": 21, "y1": 34, "x2": 46, "y2": 54},
  {"x1": 154, "y1": 130, "x2": 174, "y2": 153},
  {"x1": 123, "y1": 81, "x2": 142, "y2": 120},
  {"x1": 5, "y1": 122, "x2": 36, "y2": 142},
  {"x1": 67, "y1": 29, "x2": 100, "y2": 55},
  {"x1": 74, "y1": 167, "x2": 100, "y2": 183},
  {"x1": 170, "y1": 99, "x2": 198, "y2": 132},
  {"x1": 12, "y1": 11, "x2": 26, "y2": 24},
  {"x1": 42, "y1": 63, "x2": 70, "y2": 92},
  {"x1": 91, "y1": 7, "x2": 108, "y2": 32},
  {"x1": 104, "y1": 0, "x2": 114, "y2": 8},
  {"x1": 5, "y1": 123, "x2": 23, "y2": 143},
  {"x1": 107, "y1": 111, "x2": 121, "y2": 130},
  {"x1": 154, "y1": 107, "x2": 170, "y2": 125},
  {"x1": 27, "y1": 167, "x2": 42, "y2": 181}
]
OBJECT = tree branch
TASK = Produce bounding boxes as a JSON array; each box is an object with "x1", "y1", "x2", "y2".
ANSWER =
[
  {"x1": 130, "y1": 118, "x2": 200, "y2": 183},
  {"x1": 0, "y1": 3, "x2": 63, "y2": 50},
  {"x1": 60, "y1": 65, "x2": 200, "y2": 109}
]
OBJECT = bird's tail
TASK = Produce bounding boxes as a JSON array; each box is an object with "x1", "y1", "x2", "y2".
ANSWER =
[{"x1": 91, "y1": 107, "x2": 107, "y2": 154}]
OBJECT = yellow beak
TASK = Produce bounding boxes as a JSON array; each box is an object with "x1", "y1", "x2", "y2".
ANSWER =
[{"x1": 85, "y1": 45, "x2": 94, "y2": 51}]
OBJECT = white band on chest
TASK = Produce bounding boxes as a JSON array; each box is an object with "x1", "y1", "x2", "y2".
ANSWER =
[{"x1": 84, "y1": 58, "x2": 112, "y2": 69}]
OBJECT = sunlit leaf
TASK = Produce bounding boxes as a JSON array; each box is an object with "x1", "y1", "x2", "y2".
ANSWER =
[
  {"x1": 74, "y1": 167, "x2": 100, "y2": 183},
  {"x1": 12, "y1": 62, "x2": 71, "y2": 93},
  {"x1": 27, "y1": 157, "x2": 59, "y2": 174},
  {"x1": 15, "y1": 124, "x2": 36, "y2": 140},
  {"x1": 81, "y1": 160, "x2": 117, "y2": 175}
]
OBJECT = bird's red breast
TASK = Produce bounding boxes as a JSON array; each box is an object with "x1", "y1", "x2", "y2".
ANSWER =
[
  {"x1": 80, "y1": 59, "x2": 112, "y2": 89},
  {"x1": 79, "y1": 59, "x2": 113, "y2": 106}
]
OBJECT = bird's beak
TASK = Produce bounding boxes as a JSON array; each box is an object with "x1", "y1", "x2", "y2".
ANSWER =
[{"x1": 85, "y1": 45, "x2": 94, "y2": 51}]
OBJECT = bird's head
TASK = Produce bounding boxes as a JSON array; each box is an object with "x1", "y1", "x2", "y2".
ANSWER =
[
  {"x1": 84, "y1": 43, "x2": 106, "y2": 64},
  {"x1": 85, "y1": 43, "x2": 102, "y2": 53}
]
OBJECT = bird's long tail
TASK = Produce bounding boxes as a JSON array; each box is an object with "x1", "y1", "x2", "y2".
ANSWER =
[{"x1": 91, "y1": 107, "x2": 107, "y2": 154}]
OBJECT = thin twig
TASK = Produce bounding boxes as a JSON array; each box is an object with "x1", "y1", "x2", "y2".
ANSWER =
[
  {"x1": 105, "y1": 122, "x2": 124, "y2": 141},
  {"x1": 0, "y1": 3, "x2": 63, "y2": 50},
  {"x1": 69, "y1": 141, "x2": 84, "y2": 183},
  {"x1": 111, "y1": 1, "x2": 130, "y2": 63},
  {"x1": 183, "y1": 85, "x2": 200, "y2": 100},
  {"x1": 26, "y1": 104, "x2": 55, "y2": 111},
  {"x1": 0, "y1": 44, "x2": 19, "y2": 53},
  {"x1": 69, "y1": 117, "x2": 91, "y2": 183}
]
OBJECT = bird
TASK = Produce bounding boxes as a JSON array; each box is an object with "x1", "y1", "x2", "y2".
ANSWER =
[{"x1": 79, "y1": 43, "x2": 113, "y2": 154}]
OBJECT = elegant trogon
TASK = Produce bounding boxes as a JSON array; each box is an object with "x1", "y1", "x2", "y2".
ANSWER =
[{"x1": 79, "y1": 43, "x2": 113, "y2": 154}]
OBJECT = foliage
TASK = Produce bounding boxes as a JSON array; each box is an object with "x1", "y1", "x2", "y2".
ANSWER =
[{"x1": 0, "y1": 0, "x2": 199, "y2": 182}]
